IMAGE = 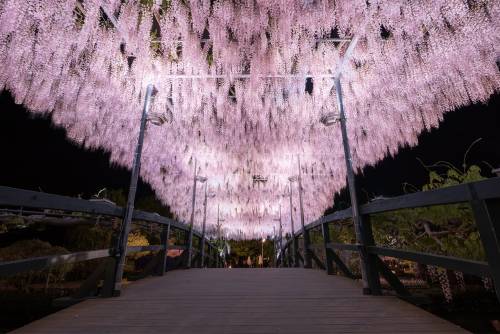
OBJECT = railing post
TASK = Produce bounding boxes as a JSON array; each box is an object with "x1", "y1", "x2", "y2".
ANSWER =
[
  {"x1": 200, "y1": 239, "x2": 206, "y2": 268},
  {"x1": 157, "y1": 223, "x2": 171, "y2": 276},
  {"x1": 468, "y1": 185, "x2": 500, "y2": 302},
  {"x1": 292, "y1": 235, "x2": 300, "y2": 267},
  {"x1": 208, "y1": 245, "x2": 213, "y2": 268},
  {"x1": 185, "y1": 229, "x2": 192, "y2": 268},
  {"x1": 321, "y1": 222, "x2": 334, "y2": 275},
  {"x1": 334, "y1": 77, "x2": 381, "y2": 295},
  {"x1": 361, "y1": 215, "x2": 382, "y2": 293},
  {"x1": 303, "y1": 229, "x2": 312, "y2": 268}
]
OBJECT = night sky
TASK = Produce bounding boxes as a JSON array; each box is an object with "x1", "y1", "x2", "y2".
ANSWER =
[{"x1": 0, "y1": 90, "x2": 499, "y2": 212}]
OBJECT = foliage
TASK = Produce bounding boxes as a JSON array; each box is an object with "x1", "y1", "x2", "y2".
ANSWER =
[
  {"x1": 127, "y1": 230, "x2": 151, "y2": 260},
  {"x1": 63, "y1": 224, "x2": 114, "y2": 252},
  {"x1": 127, "y1": 230, "x2": 150, "y2": 246},
  {"x1": 228, "y1": 238, "x2": 275, "y2": 267},
  {"x1": 371, "y1": 164, "x2": 486, "y2": 261},
  {"x1": 0, "y1": 240, "x2": 72, "y2": 291}
]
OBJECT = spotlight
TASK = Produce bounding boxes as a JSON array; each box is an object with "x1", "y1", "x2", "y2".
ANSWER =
[
  {"x1": 252, "y1": 175, "x2": 268, "y2": 183},
  {"x1": 147, "y1": 112, "x2": 168, "y2": 126},
  {"x1": 319, "y1": 112, "x2": 340, "y2": 126},
  {"x1": 196, "y1": 176, "x2": 208, "y2": 183}
]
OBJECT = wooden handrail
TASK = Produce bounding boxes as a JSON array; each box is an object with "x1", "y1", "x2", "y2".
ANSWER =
[
  {"x1": 277, "y1": 177, "x2": 500, "y2": 302},
  {"x1": 0, "y1": 186, "x2": 225, "y2": 298}
]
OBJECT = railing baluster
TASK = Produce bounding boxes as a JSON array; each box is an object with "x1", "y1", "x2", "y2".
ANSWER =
[
  {"x1": 360, "y1": 215, "x2": 382, "y2": 295},
  {"x1": 200, "y1": 237, "x2": 206, "y2": 268},
  {"x1": 185, "y1": 229, "x2": 192, "y2": 268},
  {"x1": 157, "y1": 223, "x2": 171, "y2": 276},
  {"x1": 321, "y1": 222, "x2": 334, "y2": 275},
  {"x1": 293, "y1": 235, "x2": 300, "y2": 267},
  {"x1": 303, "y1": 228, "x2": 312, "y2": 268}
]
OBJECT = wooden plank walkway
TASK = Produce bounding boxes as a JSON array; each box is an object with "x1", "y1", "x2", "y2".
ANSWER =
[{"x1": 13, "y1": 269, "x2": 468, "y2": 333}]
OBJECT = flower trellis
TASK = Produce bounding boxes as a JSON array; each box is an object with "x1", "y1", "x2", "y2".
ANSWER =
[{"x1": 0, "y1": 0, "x2": 498, "y2": 238}]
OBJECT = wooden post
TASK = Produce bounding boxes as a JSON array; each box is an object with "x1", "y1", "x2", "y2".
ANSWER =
[
  {"x1": 208, "y1": 245, "x2": 213, "y2": 268},
  {"x1": 468, "y1": 185, "x2": 500, "y2": 302},
  {"x1": 361, "y1": 215, "x2": 382, "y2": 294},
  {"x1": 157, "y1": 223, "x2": 170, "y2": 276},
  {"x1": 293, "y1": 236, "x2": 300, "y2": 267},
  {"x1": 321, "y1": 222, "x2": 334, "y2": 275}
]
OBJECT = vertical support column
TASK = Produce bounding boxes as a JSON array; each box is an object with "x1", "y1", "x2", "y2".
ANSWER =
[
  {"x1": 288, "y1": 182, "x2": 300, "y2": 267},
  {"x1": 279, "y1": 208, "x2": 283, "y2": 267},
  {"x1": 157, "y1": 223, "x2": 171, "y2": 276},
  {"x1": 112, "y1": 84, "x2": 156, "y2": 296},
  {"x1": 468, "y1": 185, "x2": 500, "y2": 303},
  {"x1": 208, "y1": 245, "x2": 213, "y2": 268},
  {"x1": 298, "y1": 157, "x2": 312, "y2": 268},
  {"x1": 200, "y1": 183, "x2": 208, "y2": 268},
  {"x1": 321, "y1": 222, "x2": 334, "y2": 275},
  {"x1": 186, "y1": 161, "x2": 198, "y2": 269},
  {"x1": 334, "y1": 77, "x2": 381, "y2": 295}
]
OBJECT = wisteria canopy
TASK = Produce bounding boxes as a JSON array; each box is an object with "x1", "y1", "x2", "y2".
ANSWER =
[{"x1": 0, "y1": 0, "x2": 498, "y2": 238}]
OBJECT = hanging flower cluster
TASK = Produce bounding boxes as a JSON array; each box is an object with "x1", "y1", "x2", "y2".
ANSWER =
[{"x1": 0, "y1": 0, "x2": 498, "y2": 238}]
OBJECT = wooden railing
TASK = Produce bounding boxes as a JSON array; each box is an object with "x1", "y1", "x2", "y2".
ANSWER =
[
  {"x1": 0, "y1": 186, "x2": 223, "y2": 299},
  {"x1": 278, "y1": 177, "x2": 500, "y2": 301}
]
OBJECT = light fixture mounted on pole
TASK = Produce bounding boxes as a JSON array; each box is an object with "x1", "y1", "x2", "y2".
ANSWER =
[
  {"x1": 287, "y1": 177, "x2": 300, "y2": 267},
  {"x1": 273, "y1": 204, "x2": 283, "y2": 267},
  {"x1": 320, "y1": 76, "x2": 381, "y2": 295},
  {"x1": 200, "y1": 186, "x2": 216, "y2": 268},
  {"x1": 288, "y1": 157, "x2": 312, "y2": 268},
  {"x1": 186, "y1": 159, "x2": 207, "y2": 269},
  {"x1": 112, "y1": 84, "x2": 160, "y2": 296}
]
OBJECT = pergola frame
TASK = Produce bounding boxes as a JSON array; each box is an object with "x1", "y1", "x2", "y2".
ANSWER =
[{"x1": 78, "y1": 0, "x2": 381, "y2": 295}]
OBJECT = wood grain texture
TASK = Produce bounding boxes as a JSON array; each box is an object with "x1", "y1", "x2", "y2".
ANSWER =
[{"x1": 12, "y1": 269, "x2": 468, "y2": 334}]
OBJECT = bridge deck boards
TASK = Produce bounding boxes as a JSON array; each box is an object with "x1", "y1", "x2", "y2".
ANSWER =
[{"x1": 13, "y1": 268, "x2": 468, "y2": 333}]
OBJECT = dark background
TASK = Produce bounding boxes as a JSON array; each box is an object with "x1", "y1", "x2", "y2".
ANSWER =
[{"x1": 0, "y1": 90, "x2": 499, "y2": 212}]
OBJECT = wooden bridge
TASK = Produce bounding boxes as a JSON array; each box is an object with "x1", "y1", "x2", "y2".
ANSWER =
[
  {"x1": 12, "y1": 269, "x2": 466, "y2": 333},
  {"x1": 1, "y1": 176, "x2": 500, "y2": 333}
]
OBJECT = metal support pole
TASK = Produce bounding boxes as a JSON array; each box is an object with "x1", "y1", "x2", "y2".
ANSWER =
[
  {"x1": 200, "y1": 183, "x2": 208, "y2": 268},
  {"x1": 186, "y1": 160, "x2": 198, "y2": 269},
  {"x1": 279, "y1": 206, "x2": 283, "y2": 267},
  {"x1": 334, "y1": 77, "x2": 381, "y2": 295},
  {"x1": 288, "y1": 182, "x2": 300, "y2": 267},
  {"x1": 112, "y1": 84, "x2": 156, "y2": 296},
  {"x1": 298, "y1": 157, "x2": 312, "y2": 268},
  {"x1": 261, "y1": 239, "x2": 265, "y2": 268}
]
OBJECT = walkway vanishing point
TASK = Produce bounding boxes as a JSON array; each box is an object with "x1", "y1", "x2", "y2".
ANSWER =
[{"x1": 13, "y1": 269, "x2": 466, "y2": 334}]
